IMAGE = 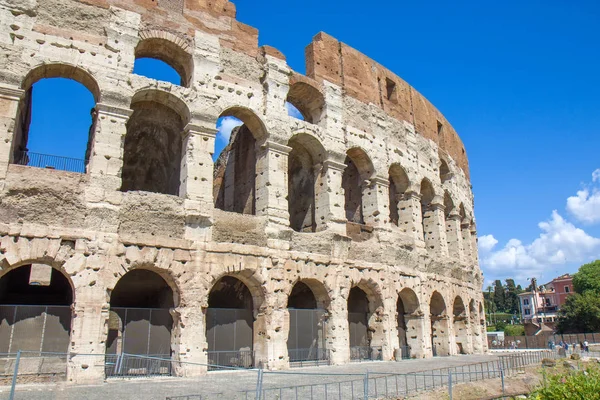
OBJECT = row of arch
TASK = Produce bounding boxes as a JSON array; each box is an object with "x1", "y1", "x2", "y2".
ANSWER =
[
  {"x1": 0, "y1": 262, "x2": 485, "y2": 372},
  {"x1": 10, "y1": 64, "x2": 474, "y2": 253}
]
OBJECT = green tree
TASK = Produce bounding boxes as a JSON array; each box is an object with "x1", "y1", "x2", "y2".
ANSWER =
[
  {"x1": 493, "y1": 279, "x2": 506, "y2": 312},
  {"x1": 556, "y1": 291, "x2": 600, "y2": 333},
  {"x1": 573, "y1": 260, "x2": 600, "y2": 294},
  {"x1": 505, "y1": 279, "x2": 520, "y2": 314}
]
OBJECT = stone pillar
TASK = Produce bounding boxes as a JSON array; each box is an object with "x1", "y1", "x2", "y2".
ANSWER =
[
  {"x1": 253, "y1": 294, "x2": 288, "y2": 370},
  {"x1": 363, "y1": 176, "x2": 390, "y2": 228},
  {"x1": 327, "y1": 294, "x2": 349, "y2": 365},
  {"x1": 445, "y1": 210, "x2": 464, "y2": 261},
  {"x1": 86, "y1": 103, "x2": 132, "y2": 188},
  {"x1": 471, "y1": 315, "x2": 483, "y2": 354},
  {"x1": 0, "y1": 84, "x2": 24, "y2": 182},
  {"x1": 398, "y1": 191, "x2": 424, "y2": 245},
  {"x1": 430, "y1": 315, "x2": 451, "y2": 357},
  {"x1": 461, "y1": 220, "x2": 473, "y2": 265},
  {"x1": 422, "y1": 198, "x2": 449, "y2": 256},
  {"x1": 180, "y1": 123, "x2": 217, "y2": 205},
  {"x1": 175, "y1": 303, "x2": 208, "y2": 376},
  {"x1": 404, "y1": 314, "x2": 427, "y2": 359},
  {"x1": 67, "y1": 285, "x2": 108, "y2": 384},
  {"x1": 471, "y1": 224, "x2": 479, "y2": 266},
  {"x1": 255, "y1": 141, "x2": 292, "y2": 247},
  {"x1": 315, "y1": 159, "x2": 347, "y2": 234},
  {"x1": 372, "y1": 296, "x2": 395, "y2": 361}
]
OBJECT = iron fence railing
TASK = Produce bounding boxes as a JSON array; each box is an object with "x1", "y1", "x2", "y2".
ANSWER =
[
  {"x1": 349, "y1": 346, "x2": 383, "y2": 362},
  {"x1": 288, "y1": 348, "x2": 329, "y2": 367},
  {"x1": 3, "y1": 349, "x2": 564, "y2": 400},
  {"x1": 206, "y1": 350, "x2": 254, "y2": 371},
  {"x1": 13, "y1": 150, "x2": 86, "y2": 173}
]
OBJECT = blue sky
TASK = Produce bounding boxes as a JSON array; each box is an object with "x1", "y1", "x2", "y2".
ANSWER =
[{"x1": 26, "y1": 0, "x2": 600, "y2": 288}]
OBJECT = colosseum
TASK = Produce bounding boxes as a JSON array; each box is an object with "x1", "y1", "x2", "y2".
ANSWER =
[{"x1": 0, "y1": 0, "x2": 486, "y2": 384}]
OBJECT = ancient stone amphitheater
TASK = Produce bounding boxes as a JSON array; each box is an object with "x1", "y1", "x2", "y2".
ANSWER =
[{"x1": 0, "y1": 0, "x2": 486, "y2": 384}]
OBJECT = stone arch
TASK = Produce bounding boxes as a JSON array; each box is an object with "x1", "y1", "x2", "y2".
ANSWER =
[
  {"x1": 287, "y1": 133, "x2": 327, "y2": 232},
  {"x1": 389, "y1": 163, "x2": 410, "y2": 226},
  {"x1": 206, "y1": 274, "x2": 264, "y2": 368},
  {"x1": 13, "y1": 63, "x2": 101, "y2": 172},
  {"x1": 286, "y1": 81, "x2": 325, "y2": 124},
  {"x1": 213, "y1": 107, "x2": 268, "y2": 215},
  {"x1": 347, "y1": 279, "x2": 385, "y2": 360},
  {"x1": 286, "y1": 277, "x2": 330, "y2": 310},
  {"x1": 343, "y1": 147, "x2": 375, "y2": 224},
  {"x1": 429, "y1": 291, "x2": 450, "y2": 356},
  {"x1": 106, "y1": 268, "x2": 177, "y2": 367},
  {"x1": 121, "y1": 89, "x2": 190, "y2": 195},
  {"x1": 0, "y1": 263, "x2": 74, "y2": 354},
  {"x1": 396, "y1": 287, "x2": 421, "y2": 359},
  {"x1": 439, "y1": 158, "x2": 451, "y2": 184},
  {"x1": 420, "y1": 178, "x2": 437, "y2": 246},
  {"x1": 452, "y1": 295, "x2": 471, "y2": 354},
  {"x1": 21, "y1": 63, "x2": 101, "y2": 101},
  {"x1": 443, "y1": 191, "x2": 455, "y2": 218},
  {"x1": 135, "y1": 29, "x2": 194, "y2": 87},
  {"x1": 286, "y1": 279, "x2": 330, "y2": 364}
]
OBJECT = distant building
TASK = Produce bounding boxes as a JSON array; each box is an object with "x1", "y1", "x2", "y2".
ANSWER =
[{"x1": 518, "y1": 274, "x2": 574, "y2": 333}]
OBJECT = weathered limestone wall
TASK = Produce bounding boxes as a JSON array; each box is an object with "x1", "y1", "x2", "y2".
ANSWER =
[{"x1": 0, "y1": 0, "x2": 487, "y2": 384}]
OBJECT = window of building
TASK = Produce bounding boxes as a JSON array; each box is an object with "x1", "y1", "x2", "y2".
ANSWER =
[
  {"x1": 385, "y1": 78, "x2": 397, "y2": 102},
  {"x1": 524, "y1": 309, "x2": 530, "y2": 315},
  {"x1": 545, "y1": 298, "x2": 551, "y2": 306},
  {"x1": 437, "y1": 120, "x2": 443, "y2": 135},
  {"x1": 565, "y1": 286, "x2": 570, "y2": 293},
  {"x1": 523, "y1": 299, "x2": 529, "y2": 306}
]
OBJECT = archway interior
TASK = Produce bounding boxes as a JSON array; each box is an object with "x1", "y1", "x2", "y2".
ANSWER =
[
  {"x1": 343, "y1": 156, "x2": 364, "y2": 224},
  {"x1": 13, "y1": 78, "x2": 95, "y2": 173},
  {"x1": 453, "y1": 296, "x2": 468, "y2": 354},
  {"x1": 440, "y1": 159, "x2": 451, "y2": 183},
  {"x1": 348, "y1": 287, "x2": 370, "y2": 359},
  {"x1": 389, "y1": 164, "x2": 409, "y2": 226},
  {"x1": 287, "y1": 282, "x2": 326, "y2": 362},
  {"x1": 107, "y1": 269, "x2": 174, "y2": 358},
  {"x1": 288, "y1": 135, "x2": 325, "y2": 232},
  {"x1": 285, "y1": 82, "x2": 324, "y2": 124},
  {"x1": 429, "y1": 292, "x2": 447, "y2": 357},
  {"x1": 134, "y1": 37, "x2": 192, "y2": 87},
  {"x1": 121, "y1": 99, "x2": 183, "y2": 195},
  {"x1": 420, "y1": 179, "x2": 435, "y2": 243},
  {"x1": 397, "y1": 296, "x2": 407, "y2": 349},
  {"x1": 0, "y1": 265, "x2": 72, "y2": 353},
  {"x1": 213, "y1": 112, "x2": 257, "y2": 215},
  {"x1": 206, "y1": 277, "x2": 254, "y2": 367}
]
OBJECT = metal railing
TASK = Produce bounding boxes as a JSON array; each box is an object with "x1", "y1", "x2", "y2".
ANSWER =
[
  {"x1": 207, "y1": 350, "x2": 254, "y2": 371},
  {"x1": 104, "y1": 353, "x2": 172, "y2": 377},
  {"x1": 13, "y1": 150, "x2": 86, "y2": 173},
  {"x1": 288, "y1": 348, "x2": 329, "y2": 367},
  {"x1": 4, "y1": 349, "x2": 563, "y2": 400},
  {"x1": 349, "y1": 346, "x2": 383, "y2": 362}
]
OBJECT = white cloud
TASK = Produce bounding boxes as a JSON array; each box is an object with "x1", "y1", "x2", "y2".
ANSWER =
[
  {"x1": 481, "y1": 211, "x2": 600, "y2": 282},
  {"x1": 216, "y1": 116, "x2": 243, "y2": 142},
  {"x1": 566, "y1": 169, "x2": 600, "y2": 224},
  {"x1": 478, "y1": 234, "x2": 498, "y2": 253}
]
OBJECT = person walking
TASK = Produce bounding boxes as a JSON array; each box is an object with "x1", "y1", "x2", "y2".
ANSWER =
[{"x1": 584, "y1": 340, "x2": 589, "y2": 353}]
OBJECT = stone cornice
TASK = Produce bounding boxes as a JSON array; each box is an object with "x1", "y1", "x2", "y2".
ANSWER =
[
  {"x1": 0, "y1": 84, "x2": 25, "y2": 101},
  {"x1": 95, "y1": 103, "x2": 133, "y2": 119}
]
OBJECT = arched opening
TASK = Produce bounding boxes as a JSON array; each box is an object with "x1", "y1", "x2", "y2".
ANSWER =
[
  {"x1": 453, "y1": 296, "x2": 470, "y2": 354},
  {"x1": 285, "y1": 82, "x2": 324, "y2": 124},
  {"x1": 13, "y1": 66, "x2": 99, "y2": 173},
  {"x1": 287, "y1": 134, "x2": 326, "y2": 232},
  {"x1": 389, "y1": 164, "x2": 410, "y2": 226},
  {"x1": 106, "y1": 269, "x2": 175, "y2": 376},
  {"x1": 121, "y1": 91, "x2": 189, "y2": 195},
  {"x1": 134, "y1": 36, "x2": 193, "y2": 87},
  {"x1": 287, "y1": 281, "x2": 328, "y2": 365},
  {"x1": 348, "y1": 287, "x2": 374, "y2": 360},
  {"x1": 206, "y1": 276, "x2": 255, "y2": 369},
  {"x1": 430, "y1": 291, "x2": 450, "y2": 356},
  {"x1": 420, "y1": 179, "x2": 436, "y2": 247},
  {"x1": 0, "y1": 265, "x2": 72, "y2": 355},
  {"x1": 343, "y1": 148, "x2": 374, "y2": 225},
  {"x1": 439, "y1": 159, "x2": 451, "y2": 183},
  {"x1": 213, "y1": 108, "x2": 266, "y2": 215},
  {"x1": 397, "y1": 288, "x2": 420, "y2": 359}
]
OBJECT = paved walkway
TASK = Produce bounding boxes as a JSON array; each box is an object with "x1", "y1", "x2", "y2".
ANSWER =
[{"x1": 0, "y1": 354, "x2": 503, "y2": 400}]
